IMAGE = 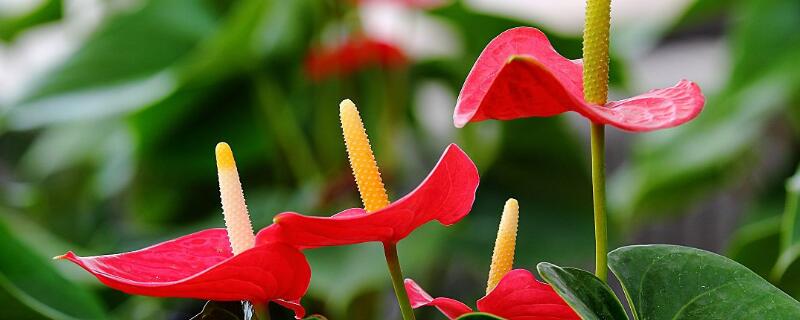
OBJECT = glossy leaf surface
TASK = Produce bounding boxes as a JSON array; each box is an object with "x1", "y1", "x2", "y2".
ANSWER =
[
  {"x1": 609, "y1": 245, "x2": 800, "y2": 319},
  {"x1": 537, "y1": 263, "x2": 627, "y2": 320}
]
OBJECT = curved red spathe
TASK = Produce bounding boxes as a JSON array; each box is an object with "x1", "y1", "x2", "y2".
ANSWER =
[
  {"x1": 405, "y1": 269, "x2": 579, "y2": 320},
  {"x1": 454, "y1": 27, "x2": 705, "y2": 132},
  {"x1": 58, "y1": 228, "x2": 310, "y2": 318},
  {"x1": 261, "y1": 144, "x2": 479, "y2": 248}
]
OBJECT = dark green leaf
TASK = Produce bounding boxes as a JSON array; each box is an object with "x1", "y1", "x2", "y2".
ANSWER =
[
  {"x1": 609, "y1": 245, "x2": 800, "y2": 319},
  {"x1": 454, "y1": 312, "x2": 504, "y2": 320},
  {"x1": 537, "y1": 263, "x2": 628, "y2": 320},
  {"x1": 301, "y1": 315, "x2": 329, "y2": 320},
  {"x1": 0, "y1": 217, "x2": 106, "y2": 319}
]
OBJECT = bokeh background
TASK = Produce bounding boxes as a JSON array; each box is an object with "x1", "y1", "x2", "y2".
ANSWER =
[{"x1": 1, "y1": 0, "x2": 799, "y2": 319}]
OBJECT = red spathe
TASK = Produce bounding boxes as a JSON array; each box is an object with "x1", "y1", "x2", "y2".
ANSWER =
[
  {"x1": 263, "y1": 144, "x2": 479, "y2": 248},
  {"x1": 454, "y1": 27, "x2": 705, "y2": 132},
  {"x1": 59, "y1": 228, "x2": 310, "y2": 318},
  {"x1": 405, "y1": 269, "x2": 580, "y2": 320}
]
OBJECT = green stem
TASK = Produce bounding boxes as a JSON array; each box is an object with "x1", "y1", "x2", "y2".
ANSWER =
[
  {"x1": 590, "y1": 123, "x2": 608, "y2": 281},
  {"x1": 583, "y1": 0, "x2": 612, "y2": 282},
  {"x1": 383, "y1": 243, "x2": 416, "y2": 320}
]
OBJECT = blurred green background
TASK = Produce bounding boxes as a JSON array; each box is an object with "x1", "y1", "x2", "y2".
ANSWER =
[{"x1": 1, "y1": 0, "x2": 799, "y2": 319}]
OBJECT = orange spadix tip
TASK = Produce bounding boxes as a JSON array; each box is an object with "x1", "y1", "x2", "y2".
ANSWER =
[
  {"x1": 215, "y1": 142, "x2": 236, "y2": 170},
  {"x1": 487, "y1": 198, "x2": 520, "y2": 293}
]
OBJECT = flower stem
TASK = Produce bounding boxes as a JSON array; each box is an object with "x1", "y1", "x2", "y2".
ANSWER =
[
  {"x1": 383, "y1": 243, "x2": 416, "y2": 320},
  {"x1": 590, "y1": 123, "x2": 608, "y2": 281},
  {"x1": 583, "y1": 0, "x2": 611, "y2": 282}
]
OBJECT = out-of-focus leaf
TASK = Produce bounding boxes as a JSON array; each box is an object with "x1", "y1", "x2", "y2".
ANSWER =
[
  {"x1": 537, "y1": 263, "x2": 628, "y2": 320},
  {"x1": 781, "y1": 164, "x2": 800, "y2": 251},
  {"x1": 304, "y1": 223, "x2": 448, "y2": 319},
  {"x1": 728, "y1": 216, "x2": 781, "y2": 278},
  {"x1": 301, "y1": 315, "x2": 328, "y2": 320},
  {"x1": 0, "y1": 217, "x2": 106, "y2": 320},
  {"x1": 0, "y1": 0, "x2": 62, "y2": 42},
  {"x1": 668, "y1": 0, "x2": 729, "y2": 32},
  {"x1": 5, "y1": 0, "x2": 217, "y2": 130},
  {"x1": 455, "y1": 117, "x2": 594, "y2": 267},
  {"x1": 454, "y1": 312, "x2": 504, "y2": 320},
  {"x1": 609, "y1": 0, "x2": 800, "y2": 222},
  {"x1": 609, "y1": 245, "x2": 800, "y2": 319}
]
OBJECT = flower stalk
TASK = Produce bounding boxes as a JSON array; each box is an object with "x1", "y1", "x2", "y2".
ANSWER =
[
  {"x1": 339, "y1": 99, "x2": 416, "y2": 320},
  {"x1": 582, "y1": 0, "x2": 612, "y2": 282}
]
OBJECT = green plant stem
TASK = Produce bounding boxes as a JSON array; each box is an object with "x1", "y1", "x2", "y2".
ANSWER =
[
  {"x1": 590, "y1": 123, "x2": 608, "y2": 282},
  {"x1": 583, "y1": 0, "x2": 612, "y2": 282},
  {"x1": 383, "y1": 243, "x2": 416, "y2": 320}
]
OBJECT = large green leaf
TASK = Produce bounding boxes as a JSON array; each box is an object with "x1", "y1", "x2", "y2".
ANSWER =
[
  {"x1": 537, "y1": 263, "x2": 628, "y2": 320},
  {"x1": 0, "y1": 217, "x2": 106, "y2": 320},
  {"x1": 609, "y1": 245, "x2": 800, "y2": 319}
]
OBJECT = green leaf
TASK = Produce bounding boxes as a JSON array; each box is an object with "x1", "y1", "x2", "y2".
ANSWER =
[
  {"x1": 537, "y1": 263, "x2": 628, "y2": 320},
  {"x1": 609, "y1": 245, "x2": 800, "y2": 319},
  {"x1": 301, "y1": 315, "x2": 329, "y2": 320},
  {"x1": 0, "y1": 0, "x2": 62, "y2": 42},
  {"x1": 454, "y1": 312, "x2": 505, "y2": 320},
  {"x1": 728, "y1": 216, "x2": 782, "y2": 278},
  {"x1": 609, "y1": 0, "x2": 800, "y2": 222},
  {"x1": 5, "y1": 0, "x2": 217, "y2": 130},
  {"x1": 0, "y1": 217, "x2": 106, "y2": 319},
  {"x1": 781, "y1": 164, "x2": 800, "y2": 251}
]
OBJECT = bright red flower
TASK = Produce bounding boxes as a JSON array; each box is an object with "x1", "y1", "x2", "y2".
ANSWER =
[
  {"x1": 262, "y1": 144, "x2": 479, "y2": 248},
  {"x1": 305, "y1": 37, "x2": 407, "y2": 81},
  {"x1": 405, "y1": 269, "x2": 579, "y2": 320},
  {"x1": 454, "y1": 27, "x2": 705, "y2": 132},
  {"x1": 57, "y1": 228, "x2": 311, "y2": 318}
]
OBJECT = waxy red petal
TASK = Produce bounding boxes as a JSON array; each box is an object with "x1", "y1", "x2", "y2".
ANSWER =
[
  {"x1": 262, "y1": 144, "x2": 479, "y2": 248},
  {"x1": 454, "y1": 27, "x2": 704, "y2": 132},
  {"x1": 477, "y1": 269, "x2": 579, "y2": 320},
  {"x1": 404, "y1": 279, "x2": 473, "y2": 319},
  {"x1": 59, "y1": 229, "x2": 310, "y2": 318},
  {"x1": 305, "y1": 37, "x2": 407, "y2": 81}
]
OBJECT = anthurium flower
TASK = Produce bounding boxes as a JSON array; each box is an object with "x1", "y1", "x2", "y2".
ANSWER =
[
  {"x1": 404, "y1": 199, "x2": 579, "y2": 319},
  {"x1": 305, "y1": 37, "x2": 407, "y2": 81},
  {"x1": 263, "y1": 100, "x2": 479, "y2": 248},
  {"x1": 454, "y1": 27, "x2": 705, "y2": 132},
  {"x1": 57, "y1": 143, "x2": 311, "y2": 318},
  {"x1": 405, "y1": 269, "x2": 578, "y2": 320}
]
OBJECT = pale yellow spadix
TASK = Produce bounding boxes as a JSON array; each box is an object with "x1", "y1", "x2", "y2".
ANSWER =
[
  {"x1": 339, "y1": 99, "x2": 390, "y2": 212},
  {"x1": 486, "y1": 198, "x2": 519, "y2": 293},
  {"x1": 215, "y1": 142, "x2": 255, "y2": 255}
]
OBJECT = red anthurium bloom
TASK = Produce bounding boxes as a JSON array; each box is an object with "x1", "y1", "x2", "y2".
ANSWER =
[
  {"x1": 454, "y1": 27, "x2": 705, "y2": 132},
  {"x1": 57, "y1": 143, "x2": 312, "y2": 318},
  {"x1": 262, "y1": 143, "x2": 479, "y2": 248},
  {"x1": 305, "y1": 37, "x2": 407, "y2": 81},
  {"x1": 405, "y1": 269, "x2": 579, "y2": 320},
  {"x1": 58, "y1": 229, "x2": 311, "y2": 318}
]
